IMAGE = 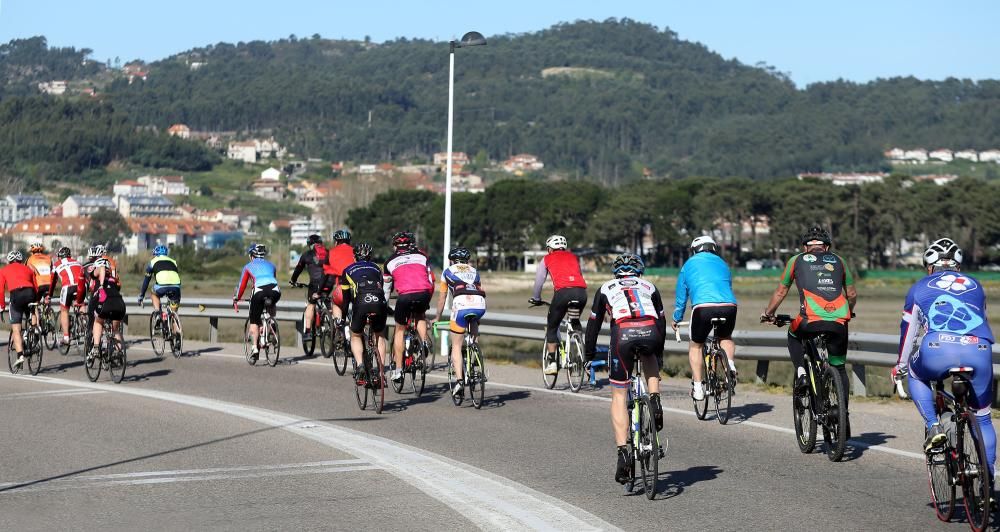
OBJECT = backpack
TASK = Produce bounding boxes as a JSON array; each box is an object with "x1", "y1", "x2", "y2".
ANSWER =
[{"x1": 312, "y1": 244, "x2": 328, "y2": 266}]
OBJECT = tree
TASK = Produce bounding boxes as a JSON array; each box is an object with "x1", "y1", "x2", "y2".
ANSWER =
[{"x1": 84, "y1": 209, "x2": 132, "y2": 253}]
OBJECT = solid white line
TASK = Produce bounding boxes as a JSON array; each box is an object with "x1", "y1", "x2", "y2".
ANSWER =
[
  {"x1": 0, "y1": 389, "x2": 105, "y2": 399},
  {"x1": 78, "y1": 459, "x2": 370, "y2": 480},
  {"x1": 0, "y1": 373, "x2": 618, "y2": 532}
]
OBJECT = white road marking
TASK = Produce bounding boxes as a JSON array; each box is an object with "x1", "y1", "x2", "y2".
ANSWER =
[
  {"x1": 0, "y1": 389, "x2": 105, "y2": 399},
  {"x1": 0, "y1": 373, "x2": 618, "y2": 532}
]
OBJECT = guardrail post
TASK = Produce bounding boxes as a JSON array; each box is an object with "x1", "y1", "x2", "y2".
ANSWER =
[
  {"x1": 209, "y1": 317, "x2": 218, "y2": 343},
  {"x1": 850, "y1": 363, "x2": 867, "y2": 397},
  {"x1": 755, "y1": 360, "x2": 769, "y2": 385}
]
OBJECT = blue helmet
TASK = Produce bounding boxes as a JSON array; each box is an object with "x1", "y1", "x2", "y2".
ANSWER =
[
  {"x1": 611, "y1": 253, "x2": 644, "y2": 277},
  {"x1": 153, "y1": 245, "x2": 168, "y2": 256}
]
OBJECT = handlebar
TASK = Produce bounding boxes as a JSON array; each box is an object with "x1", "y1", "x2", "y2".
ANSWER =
[
  {"x1": 290, "y1": 282, "x2": 307, "y2": 288},
  {"x1": 674, "y1": 321, "x2": 689, "y2": 343},
  {"x1": 761, "y1": 313, "x2": 793, "y2": 327},
  {"x1": 232, "y1": 299, "x2": 240, "y2": 313},
  {"x1": 894, "y1": 367, "x2": 909, "y2": 399},
  {"x1": 528, "y1": 299, "x2": 550, "y2": 307}
]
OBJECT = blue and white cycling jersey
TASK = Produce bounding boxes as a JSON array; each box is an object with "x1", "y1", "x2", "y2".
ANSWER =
[
  {"x1": 672, "y1": 252, "x2": 737, "y2": 323},
  {"x1": 234, "y1": 258, "x2": 280, "y2": 299},
  {"x1": 899, "y1": 270, "x2": 994, "y2": 359}
]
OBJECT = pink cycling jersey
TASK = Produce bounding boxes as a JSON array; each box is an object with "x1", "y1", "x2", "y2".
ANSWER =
[{"x1": 383, "y1": 249, "x2": 434, "y2": 295}]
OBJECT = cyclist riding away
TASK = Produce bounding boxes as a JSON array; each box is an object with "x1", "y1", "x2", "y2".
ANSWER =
[
  {"x1": 234, "y1": 244, "x2": 281, "y2": 364},
  {"x1": 138, "y1": 245, "x2": 182, "y2": 336},
  {"x1": 290, "y1": 234, "x2": 328, "y2": 343},
  {"x1": 584, "y1": 253, "x2": 665, "y2": 484},
  {"x1": 894, "y1": 238, "x2": 995, "y2": 473},
  {"x1": 434, "y1": 247, "x2": 487, "y2": 398},
  {"x1": 762, "y1": 226, "x2": 857, "y2": 435},
  {"x1": 0, "y1": 250, "x2": 38, "y2": 368},
  {"x1": 383, "y1": 231, "x2": 434, "y2": 384},
  {"x1": 673, "y1": 236, "x2": 739, "y2": 401},
  {"x1": 26, "y1": 242, "x2": 53, "y2": 326},
  {"x1": 52, "y1": 246, "x2": 84, "y2": 346},
  {"x1": 529, "y1": 235, "x2": 588, "y2": 375},
  {"x1": 343, "y1": 243, "x2": 389, "y2": 383},
  {"x1": 325, "y1": 229, "x2": 355, "y2": 328},
  {"x1": 88, "y1": 257, "x2": 125, "y2": 363}
]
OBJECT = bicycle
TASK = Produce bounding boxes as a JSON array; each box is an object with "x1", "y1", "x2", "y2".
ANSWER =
[
  {"x1": 35, "y1": 299, "x2": 59, "y2": 350},
  {"x1": 236, "y1": 298, "x2": 280, "y2": 367},
  {"x1": 145, "y1": 295, "x2": 183, "y2": 358},
  {"x1": 84, "y1": 317, "x2": 126, "y2": 383},
  {"x1": 58, "y1": 304, "x2": 88, "y2": 357},
  {"x1": 677, "y1": 318, "x2": 736, "y2": 424},
  {"x1": 620, "y1": 344, "x2": 662, "y2": 500},
  {"x1": 6, "y1": 303, "x2": 44, "y2": 375},
  {"x1": 530, "y1": 299, "x2": 586, "y2": 392},
  {"x1": 293, "y1": 283, "x2": 334, "y2": 358},
  {"x1": 434, "y1": 318, "x2": 487, "y2": 409},
  {"x1": 390, "y1": 311, "x2": 429, "y2": 396},
  {"x1": 328, "y1": 308, "x2": 351, "y2": 376},
  {"x1": 351, "y1": 312, "x2": 386, "y2": 414},
  {"x1": 764, "y1": 314, "x2": 848, "y2": 461},
  {"x1": 895, "y1": 367, "x2": 993, "y2": 531}
]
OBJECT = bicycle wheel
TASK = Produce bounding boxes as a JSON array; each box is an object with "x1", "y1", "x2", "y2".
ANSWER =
[
  {"x1": 59, "y1": 316, "x2": 72, "y2": 356},
  {"x1": 820, "y1": 366, "x2": 848, "y2": 462},
  {"x1": 73, "y1": 313, "x2": 87, "y2": 357},
  {"x1": 331, "y1": 323, "x2": 349, "y2": 376},
  {"x1": 243, "y1": 319, "x2": 257, "y2": 366},
  {"x1": 6, "y1": 331, "x2": 19, "y2": 375},
  {"x1": 712, "y1": 352, "x2": 732, "y2": 425},
  {"x1": 85, "y1": 339, "x2": 102, "y2": 382},
  {"x1": 319, "y1": 314, "x2": 334, "y2": 359},
  {"x1": 368, "y1": 334, "x2": 384, "y2": 414},
  {"x1": 468, "y1": 343, "x2": 485, "y2": 409},
  {"x1": 792, "y1": 377, "x2": 817, "y2": 453},
  {"x1": 566, "y1": 334, "x2": 585, "y2": 393},
  {"x1": 926, "y1": 445, "x2": 956, "y2": 522},
  {"x1": 168, "y1": 313, "x2": 183, "y2": 358},
  {"x1": 42, "y1": 308, "x2": 58, "y2": 350},
  {"x1": 26, "y1": 329, "x2": 43, "y2": 375},
  {"x1": 392, "y1": 335, "x2": 409, "y2": 394},
  {"x1": 693, "y1": 353, "x2": 709, "y2": 420},
  {"x1": 637, "y1": 395, "x2": 659, "y2": 499},
  {"x1": 149, "y1": 312, "x2": 166, "y2": 357},
  {"x1": 541, "y1": 343, "x2": 558, "y2": 389},
  {"x1": 301, "y1": 312, "x2": 316, "y2": 357},
  {"x1": 265, "y1": 321, "x2": 280, "y2": 367},
  {"x1": 448, "y1": 350, "x2": 463, "y2": 406},
  {"x1": 109, "y1": 339, "x2": 127, "y2": 384},
  {"x1": 412, "y1": 341, "x2": 427, "y2": 397},
  {"x1": 959, "y1": 412, "x2": 992, "y2": 532}
]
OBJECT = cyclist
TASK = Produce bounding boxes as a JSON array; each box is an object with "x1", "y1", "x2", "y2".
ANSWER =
[
  {"x1": 26, "y1": 242, "x2": 53, "y2": 326},
  {"x1": 138, "y1": 245, "x2": 182, "y2": 335},
  {"x1": 88, "y1": 256, "x2": 125, "y2": 363},
  {"x1": 672, "y1": 236, "x2": 738, "y2": 401},
  {"x1": 0, "y1": 250, "x2": 38, "y2": 369},
  {"x1": 762, "y1": 226, "x2": 857, "y2": 435},
  {"x1": 893, "y1": 238, "x2": 995, "y2": 472},
  {"x1": 234, "y1": 244, "x2": 281, "y2": 363},
  {"x1": 529, "y1": 235, "x2": 588, "y2": 376},
  {"x1": 52, "y1": 246, "x2": 84, "y2": 346},
  {"x1": 290, "y1": 234, "x2": 328, "y2": 343},
  {"x1": 583, "y1": 253, "x2": 665, "y2": 484},
  {"x1": 383, "y1": 231, "x2": 434, "y2": 384},
  {"x1": 81, "y1": 245, "x2": 102, "y2": 337},
  {"x1": 343, "y1": 243, "x2": 389, "y2": 384},
  {"x1": 433, "y1": 247, "x2": 487, "y2": 398},
  {"x1": 325, "y1": 229, "x2": 355, "y2": 328}
]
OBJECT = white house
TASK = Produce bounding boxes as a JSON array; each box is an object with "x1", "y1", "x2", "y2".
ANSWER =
[
  {"x1": 252, "y1": 180, "x2": 284, "y2": 200},
  {"x1": 112, "y1": 180, "x2": 148, "y2": 197},
  {"x1": 902, "y1": 149, "x2": 928, "y2": 163},
  {"x1": 928, "y1": 149, "x2": 953, "y2": 162},
  {"x1": 137, "y1": 175, "x2": 190, "y2": 196},
  {"x1": 116, "y1": 195, "x2": 175, "y2": 218},
  {"x1": 62, "y1": 195, "x2": 115, "y2": 217},
  {"x1": 502, "y1": 154, "x2": 545, "y2": 173},
  {"x1": 290, "y1": 217, "x2": 325, "y2": 246},
  {"x1": 978, "y1": 150, "x2": 1000, "y2": 163},
  {"x1": 37, "y1": 81, "x2": 67, "y2": 95},
  {"x1": 955, "y1": 150, "x2": 979, "y2": 162},
  {"x1": 884, "y1": 148, "x2": 906, "y2": 160},
  {"x1": 7, "y1": 216, "x2": 88, "y2": 252},
  {"x1": 125, "y1": 217, "x2": 235, "y2": 256},
  {"x1": 358, "y1": 164, "x2": 377, "y2": 174},
  {"x1": 227, "y1": 141, "x2": 258, "y2": 163},
  {"x1": 433, "y1": 152, "x2": 469, "y2": 168},
  {"x1": 798, "y1": 172, "x2": 887, "y2": 186},
  {"x1": 0, "y1": 194, "x2": 50, "y2": 229},
  {"x1": 256, "y1": 138, "x2": 285, "y2": 158},
  {"x1": 167, "y1": 124, "x2": 191, "y2": 139},
  {"x1": 260, "y1": 167, "x2": 283, "y2": 181}
]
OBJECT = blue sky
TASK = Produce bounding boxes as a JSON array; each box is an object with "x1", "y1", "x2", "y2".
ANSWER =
[{"x1": 0, "y1": 0, "x2": 996, "y2": 87}]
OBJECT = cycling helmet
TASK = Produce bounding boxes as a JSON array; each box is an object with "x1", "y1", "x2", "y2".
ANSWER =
[
  {"x1": 6, "y1": 250, "x2": 23, "y2": 263},
  {"x1": 153, "y1": 244, "x2": 168, "y2": 256},
  {"x1": 545, "y1": 235, "x2": 567, "y2": 250},
  {"x1": 611, "y1": 252, "x2": 644, "y2": 277},
  {"x1": 57, "y1": 246, "x2": 72, "y2": 259},
  {"x1": 92, "y1": 244, "x2": 107, "y2": 256},
  {"x1": 29, "y1": 242, "x2": 44, "y2": 253},
  {"x1": 306, "y1": 234, "x2": 323, "y2": 246},
  {"x1": 392, "y1": 231, "x2": 416, "y2": 250},
  {"x1": 801, "y1": 226, "x2": 832, "y2": 246},
  {"x1": 923, "y1": 238, "x2": 963, "y2": 269},
  {"x1": 448, "y1": 247, "x2": 472, "y2": 264},
  {"x1": 332, "y1": 229, "x2": 351, "y2": 243},
  {"x1": 353, "y1": 242, "x2": 373, "y2": 262},
  {"x1": 248, "y1": 243, "x2": 268, "y2": 258},
  {"x1": 690, "y1": 235, "x2": 718, "y2": 254}
]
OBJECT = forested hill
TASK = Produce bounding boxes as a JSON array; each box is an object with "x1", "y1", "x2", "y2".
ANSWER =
[{"x1": 6, "y1": 20, "x2": 1000, "y2": 182}]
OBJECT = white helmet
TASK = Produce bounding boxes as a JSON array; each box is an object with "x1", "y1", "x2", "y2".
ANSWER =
[
  {"x1": 6, "y1": 250, "x2": 23, "y2": 263},
  {"x1": 545, "y1": 235, "x2": 567, "y2": 250},
  {"x1": 690, "y1": 235, "x2": 718, "y2": 253},
  {"x1": 923, "y1": 238, "x2": 962, "y2": 269}
]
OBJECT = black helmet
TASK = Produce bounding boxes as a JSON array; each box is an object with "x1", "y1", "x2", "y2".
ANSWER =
[
  {"x1": 353, "y1": 242, "x2": 373, "y2": 262},
  {"x1": 611, "y1": 253, "x2": 644, "y2": 277},
  {"x1": 333, "y1": 229, "x2": 351, "y2": 243},
  {"x1": 448, "y1": 247, "x2": 471, "y2": 264},
  {"x1": 801, "y1": 226, "x2": 832, "y2": 246},
  {"x1": 392, "y1": 231, "x2": 416, "y2": 251},
  {"x1": 248, "y1": 243, "x2": 268, "y2": 258},
  {"x1": 57, "y1": 246, "x2": 72, "y2": 259},
  {"x1": 307, "y1": 234, "x2": 323, "y2": 246},
  {"x1": 923, "y1": 238, "x2": 963, "y2": 269}
]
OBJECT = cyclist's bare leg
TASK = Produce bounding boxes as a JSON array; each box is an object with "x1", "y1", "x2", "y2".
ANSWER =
[
  {"x1": 392, "y1": 326, "x2": 405, "y2": 368},
  {"x1": 303, "y1": 302, "x2": 315, "y2": 333},
  {"x1": 10, "y1": 323, "x2": 24, "y2": 353},
  {"x1": 248, "y1": 323, "x2": 260, "y2": 350},
  {"x1": 451, "y1": 330, "x2": 464, "y2": 380},
  {"x1": 151, "y1": 292, "x2": 161, "y2": 313},
  {"x1": 349, "y1": 331, "x2": 365, "y2": 366},
  {"x1": 60, "y1": 307, "x2": 70, "y2": 339},
  {"x1": 376, "y1": 335, "x2": 387, "y2": 366},
  {"x1": 688, "y1": 341, "x2": 704, "y2": 382},
  {"x1": 416, "y1": 315, "x2": 428, "y2": 345},
  {"x1": 720, "y1": 338, "x2": 736, "y2": 368},
  {"x1": 611, "y1": 387, "x2": 628, "y2": 446},
  {"x1": 642, "y1": 355, "x2": 661, "y2": 395},
  {"x1": 545, "y1": 341, "x2": 557, "y2": 356},
  {"x1": 92, "y1": 316, "x2": 104, "y2": 351}
]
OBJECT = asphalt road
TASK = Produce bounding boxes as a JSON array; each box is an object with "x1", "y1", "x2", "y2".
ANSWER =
[{"x1": 0, "y1": 337, "x2": 994, "y2": 531}]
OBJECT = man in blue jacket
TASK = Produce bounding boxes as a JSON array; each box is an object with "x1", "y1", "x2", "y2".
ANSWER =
[{"x1": 673, "y1": 236, "x2": 738, "y2": 401}]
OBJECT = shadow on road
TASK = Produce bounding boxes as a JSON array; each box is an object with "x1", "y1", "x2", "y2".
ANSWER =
[
  {"x1": 122, "y1": 369, "x2": 173, "y2": 382},
  {"x1": 481, "y1": 389, "x2": 531, "y2": 409},
  {"x1": 844, "y1": 431, "x2": 898, "y2": 461},
  {"x1": 730, "y1": 402, "x2": 776, "y2": 424},
  {"x1": 656, "y1": 465, "x2": 724, "y2": 500},
  {"x1": 384, "y1": 384, "x2": 446, "y2": 412},
  {"x1": 38, "y1": 359, "x2": 84, "y2": 374},
  {"x1": 181, "y1": 346, "x2": 222, "y2": 357}
]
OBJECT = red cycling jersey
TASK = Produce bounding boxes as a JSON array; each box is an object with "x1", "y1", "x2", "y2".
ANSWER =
[
  {"x1": 541, "y1": 250, "x2": 587, "y2": 291},
  {"x1": 325, "y1": 243, "x2": 355, "y2": 276},
  {"x1": 53, "y1": 257, "x2": 83, "y2": 289},
  {"x1": 0, "y1": 263, "x2": 38, "y2": 309}
]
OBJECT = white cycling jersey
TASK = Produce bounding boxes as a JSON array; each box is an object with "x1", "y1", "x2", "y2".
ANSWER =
[{"x1": 593, "y1": 277, "x2": 661, "y2": 324}]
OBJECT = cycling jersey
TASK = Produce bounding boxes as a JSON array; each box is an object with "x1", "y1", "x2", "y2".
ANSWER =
[
  {"x1": 780, "y1": 252, "x2": 854, "y2": 325},
  {"x1": 235, "y1": 258, "x2": 280, "y2": 300},
  {"x1": 53, "y1": 257, "x2": 83, "y2": 289},
  {"x1": 531, "y1": 250, "x2": 586, "y2": 298},
  {"x1": 0, "y1": 263, "x2": 38, "y2": 310},
  {"x1": 898, "y1": 270, "x2": 994, "y2": 362},
  {"x1": 584, "y1": 276, "x2": 666, "y2": 386},
  {"x1": 291, "y1": 244, "x2": 328, "y2": 285},
  {"x1": 383, "y1": 249, "x2": 433, "y2": 296},
  {"x1": 440, "y1": 263, "x2": 486, "y2": 332},
  {"x1": 672, "y1": 252, "x2": 737, "y2": 323},
  {"x1": 325, "y1": 243, "x2": 354, "y2": 277},
  {"x1": 344, "y1": 261, "x2": 384, "y2": 296},
  {"x1": 26, "y1": 253, "x2": 53, "y2": 287},
  {"x1": 140, "y1": 255, "x2": 181, "y2": 298}
]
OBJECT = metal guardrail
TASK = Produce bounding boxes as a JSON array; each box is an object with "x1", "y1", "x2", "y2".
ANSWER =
[{"x1": 126, "y1": 298, "x2": 1000, "y2": 399}]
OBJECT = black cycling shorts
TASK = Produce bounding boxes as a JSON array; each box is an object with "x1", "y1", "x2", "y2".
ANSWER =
[
  {"x1": 97, "y1": 296, "x2": 126, "y2": 321},
  {"x1": 608, "y1": 319, "x2": 663, "y2": 386},
  {"x1": 249, "y1": 285, "x2": 281, "y2": 326},
  {"x1": 154, "y1": 286, "x2": 182, "y2": 304},
  {"x1": 59, "y1": 286, "x2": 79, "y2": 308},
  {"x1": 35, "y1": 285, "x2": 50, "y2": 302},
  {"x1": 546, "y1": 287, "x2": 588, "y2": 343},
  {"x1": 8, "y1": 287, "x2": 36, "y2": 325},
  {"x1": 351, "y1": 291, "x2": 388, "y2": 334},
  {"x1": 394, "y1": 291, "x2": 432, "y2": 324},
  {"x1": 689, "y1": 305, "x2": 737, "y2": 344},
  {"x1": 306, "y1": 279, "x2": 324, "y2": 301}
]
